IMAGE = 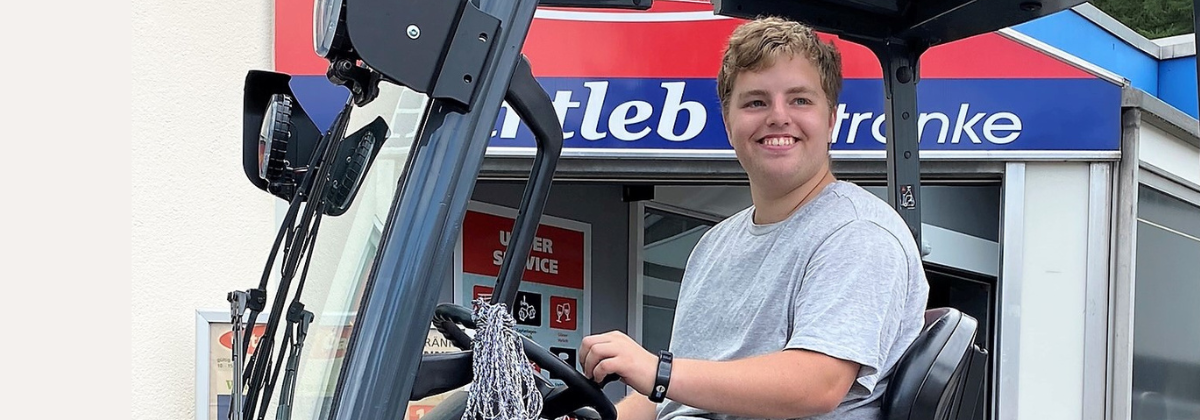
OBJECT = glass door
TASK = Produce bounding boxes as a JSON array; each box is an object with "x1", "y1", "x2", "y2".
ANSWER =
[{"x1": 638, "y1": 204, "x2": 721, "y2": 353}]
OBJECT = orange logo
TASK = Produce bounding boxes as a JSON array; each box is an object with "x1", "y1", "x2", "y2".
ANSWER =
[{"x1": 219, "y1": 325, "x2": 268, "y2": 355}]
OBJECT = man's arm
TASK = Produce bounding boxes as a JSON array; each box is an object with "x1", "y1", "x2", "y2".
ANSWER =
[
  {"x1": 580, "y1": 222, "x2": 911, "y2": 419},
  {"x1": 580, "y1": 332, "x2": 859, "y2": 419},
  {"x1": 665, "y1": 349, "x2": 858, "y2": 418},
  {"x1": 614, "y1": 393, "x2": 657, "y2": 420}
]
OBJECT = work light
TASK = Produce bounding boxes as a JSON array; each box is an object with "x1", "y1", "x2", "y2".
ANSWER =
[
  {"x1": 258, "y1": 94, "x2": 293, "y2": 181},
  {"x1": 313, "y1": 0, "x2": 345, "y2": 58}
]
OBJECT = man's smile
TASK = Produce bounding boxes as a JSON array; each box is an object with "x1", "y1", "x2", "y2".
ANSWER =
[{"x1": 757, "y1": 134, "x2": 800, "y2": 150}]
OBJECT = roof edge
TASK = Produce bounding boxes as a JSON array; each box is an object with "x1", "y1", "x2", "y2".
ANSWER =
[
  {"x1": 1154, "y1": 33, "x2": 1197, "y2": 59},
  {"x1": 1123, "y1": 87, "x2": 1200, "y2": 150},
  {"x1": 1070, "y1": 3, "x2": 1163, "y2": 58},
  {"x1": 997, "y1": 27, "x2": 1127, "y2": 86}
]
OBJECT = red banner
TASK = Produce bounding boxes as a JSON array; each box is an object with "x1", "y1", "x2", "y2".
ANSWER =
[{"x1": 462, "y1": 210, "x2": 584, "y2": 289}]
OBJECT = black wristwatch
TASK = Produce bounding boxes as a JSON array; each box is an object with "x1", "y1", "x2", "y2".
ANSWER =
[{"x1": 649, "y1": 350, "x2": 673, "y2": 403}]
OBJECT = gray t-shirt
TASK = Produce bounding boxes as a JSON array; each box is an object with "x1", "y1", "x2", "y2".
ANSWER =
[{"x1": 656, "y1": 181, "x2": 930, "y2": 420}]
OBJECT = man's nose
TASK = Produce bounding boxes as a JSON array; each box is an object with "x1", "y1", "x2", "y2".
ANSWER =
[{"x1": 766, "y1": 100, "x2": 789, "y2": 126}]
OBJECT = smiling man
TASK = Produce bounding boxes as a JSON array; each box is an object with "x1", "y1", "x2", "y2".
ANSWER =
[{"x1": 578, "y1": 17, "x2": 930, "y2": 420}]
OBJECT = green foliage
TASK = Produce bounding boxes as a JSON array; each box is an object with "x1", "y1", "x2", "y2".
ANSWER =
[{"x1": 1089, "y1": 0, "x2": 1194, "y2": 38}]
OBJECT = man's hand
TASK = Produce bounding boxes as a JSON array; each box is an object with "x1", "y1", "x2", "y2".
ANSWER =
[
  {"x1": 615, "y1": 393, "x2": 658, "y2": 420},
  {"x1": 579, "y1": 331, "x2": 658, "y2": 395}
]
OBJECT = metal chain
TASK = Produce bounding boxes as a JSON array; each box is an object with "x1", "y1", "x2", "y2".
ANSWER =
[{"x1": 461, "y1": 298, "x2": 544, "y2": 420}]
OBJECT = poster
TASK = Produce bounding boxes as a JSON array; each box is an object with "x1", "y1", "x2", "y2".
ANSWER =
[
  {"x1": 407, "y1": 327, "x2": 466, "y2": 420},
  {"x1": 202, "y1": 314, "x2": 296, "y2": 420},
  {"x1": 455, "y1": 201, "x2": 591, "y2": 386},
  {"x1": 206, "y1": 321, "x2": 267, "y2": 420}
]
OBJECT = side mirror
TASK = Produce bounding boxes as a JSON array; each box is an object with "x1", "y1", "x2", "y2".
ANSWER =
[
  {"x1": 243, "y1": 70, "x2": 323, "y2": 202},
  {"x1": 322, "y1": 116, "x2": 389, "y2": 216}
]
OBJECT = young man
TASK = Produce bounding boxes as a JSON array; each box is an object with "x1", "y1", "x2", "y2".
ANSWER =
[{"x1": 577, "y1": 17, "x2": 930, "y2": 420}]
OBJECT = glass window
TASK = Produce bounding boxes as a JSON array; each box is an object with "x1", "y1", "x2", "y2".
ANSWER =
[
  {"x1": 1132, "y1": 185, "x2": 1200, "y2": 420},
  {"x1": 284, "y1": 82, "x2": 428, "y2": 420},
  {"x1": 640, "y1": 206, "x2": 717, "y2": 353}
]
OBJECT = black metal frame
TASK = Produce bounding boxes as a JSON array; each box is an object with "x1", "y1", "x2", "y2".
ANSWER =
[
  {"x1": 329, "y1": 1, "x2": 542, "y2": 418},
  {"x1": 872, "y1": 40, "x2": 926, "y2": 243}
]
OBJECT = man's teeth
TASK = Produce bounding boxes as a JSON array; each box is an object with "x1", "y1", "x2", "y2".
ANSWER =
[{"x1": 763, "y1": 137, "x2": 795, "y2": 146}]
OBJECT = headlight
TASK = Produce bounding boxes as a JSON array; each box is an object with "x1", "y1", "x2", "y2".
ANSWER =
[
  {"x1": 313, "y1": 0, "x2": 345, "y2": 58},
  {"x1": 259, "y1": 94, "x2": 294, "y2": 181},
  {"x1": 242, "y1": 70, "x2": 322, "y2": 202}
]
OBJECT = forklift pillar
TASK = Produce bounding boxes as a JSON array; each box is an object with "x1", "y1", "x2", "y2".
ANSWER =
[{"x1": 870, "y1": 40, "x2": 927, "y2": 245}]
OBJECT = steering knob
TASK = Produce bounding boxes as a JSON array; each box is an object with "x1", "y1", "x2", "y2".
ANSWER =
[{"x1": 432, "y1": 303, "x2": 475, "y2": 350}]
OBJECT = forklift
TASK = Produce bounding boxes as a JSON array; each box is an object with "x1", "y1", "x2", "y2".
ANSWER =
[{"x1": 223, "y1": 1, "x2": 1154, "y2": 419}]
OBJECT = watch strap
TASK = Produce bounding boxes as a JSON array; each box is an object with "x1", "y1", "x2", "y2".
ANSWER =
[{"x1": 649, "y1": 350, "x2": 673, "y2": 403}]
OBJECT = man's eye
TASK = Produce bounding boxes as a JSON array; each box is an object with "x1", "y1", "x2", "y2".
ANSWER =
[
  {"x1": 792, "y1": 97, "x2": 813, "y2": 105},
  {"x1": 744, "y1": 100, "x2": 766, "y2": 108}
]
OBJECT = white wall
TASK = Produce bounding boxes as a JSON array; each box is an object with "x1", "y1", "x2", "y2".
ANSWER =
[
  {"x1": 1140, "y1": 123, "x2": 1200, "y2": 186},
  {"x1": 1014, "y1": 163, "x2": 1092, "y2": 420},
  {"x1": 131, "y1": 0, "x2": 276, "y2": 419}
]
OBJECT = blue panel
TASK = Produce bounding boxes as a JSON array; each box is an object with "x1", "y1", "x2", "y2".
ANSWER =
[
  {"x1": 291, "y1": 76, "x2": 1122, "y2": 153},
  {"x1": 1014, "y1": 11, "x2": 1158, "y2": 94},
  {"x1": 288, "y1": 77, "x2": 350, "y2": 132},
  {"x1": 487, "y1": 78, "x2": 1121, "y2": 152},
  {"x1": 1159, "y1": 57, "x2": 1199, "y2": 118}
]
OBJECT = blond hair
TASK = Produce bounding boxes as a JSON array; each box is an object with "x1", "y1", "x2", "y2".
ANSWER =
[{"x1": 717, "y1": 17, "x2": 843, "y2": 115}]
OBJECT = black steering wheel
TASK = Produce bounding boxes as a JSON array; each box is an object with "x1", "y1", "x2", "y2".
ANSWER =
[{"x1": 433, "y1": 303, "x2": 619, "y2": 420}]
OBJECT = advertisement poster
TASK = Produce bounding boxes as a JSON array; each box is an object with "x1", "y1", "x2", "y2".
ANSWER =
[
  {"x1": 406, "y1": 327, "x2": 466, "y2": 420},
  {"x1": 455, "y1": 201, "x2": 592, "y2": 385},
  {"x1": 207, "y1": 322, "x2": 267, "y2": 420}
]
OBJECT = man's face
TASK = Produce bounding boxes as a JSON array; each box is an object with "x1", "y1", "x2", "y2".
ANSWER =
[{"x1": 724, "y1": 55, "x2": 835, "y2": 194}]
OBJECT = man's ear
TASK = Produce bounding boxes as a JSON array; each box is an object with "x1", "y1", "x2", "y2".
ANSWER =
[
  {"x1": 826, "y1": 108, "x2": 835, "y2": 166},
  {"x1": 723, "y1": 112, "x2": 733, "y2": 145},
  {"x1": 827, "y1": 106, "x2": 838, "y2": 148}
]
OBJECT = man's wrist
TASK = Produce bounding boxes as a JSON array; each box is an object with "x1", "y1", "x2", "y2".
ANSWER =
[{"x1": 649, "y1": 350, "x2": 673, "y2": 402}]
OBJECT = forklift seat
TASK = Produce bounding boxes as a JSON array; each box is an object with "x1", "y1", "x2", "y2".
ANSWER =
[{"x1": 883, "y1": 308, "x2": 988, "y2": 420}]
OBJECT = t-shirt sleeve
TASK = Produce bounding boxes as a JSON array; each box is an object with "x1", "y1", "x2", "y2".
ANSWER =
[{"x1": 784, "y1": 219, "x2": 912, "y2": 397}]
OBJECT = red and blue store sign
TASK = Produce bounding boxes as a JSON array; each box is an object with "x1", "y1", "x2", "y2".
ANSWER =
[{"x1": 275, "y1": 0, "x2": 1121, "y2": 155}]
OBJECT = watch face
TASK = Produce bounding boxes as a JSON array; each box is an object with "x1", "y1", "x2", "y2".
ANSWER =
[
  {"x1": 313, "y1": 0, "x2": 344, "y2": 57},
  {"x1": 650, "y1": 384, "x2": 667, "y2": 402}
]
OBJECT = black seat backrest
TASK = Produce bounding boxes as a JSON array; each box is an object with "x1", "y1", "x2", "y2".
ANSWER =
[{"x1": 883, "y1": 308, "x2": 988, "y2": 420}]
